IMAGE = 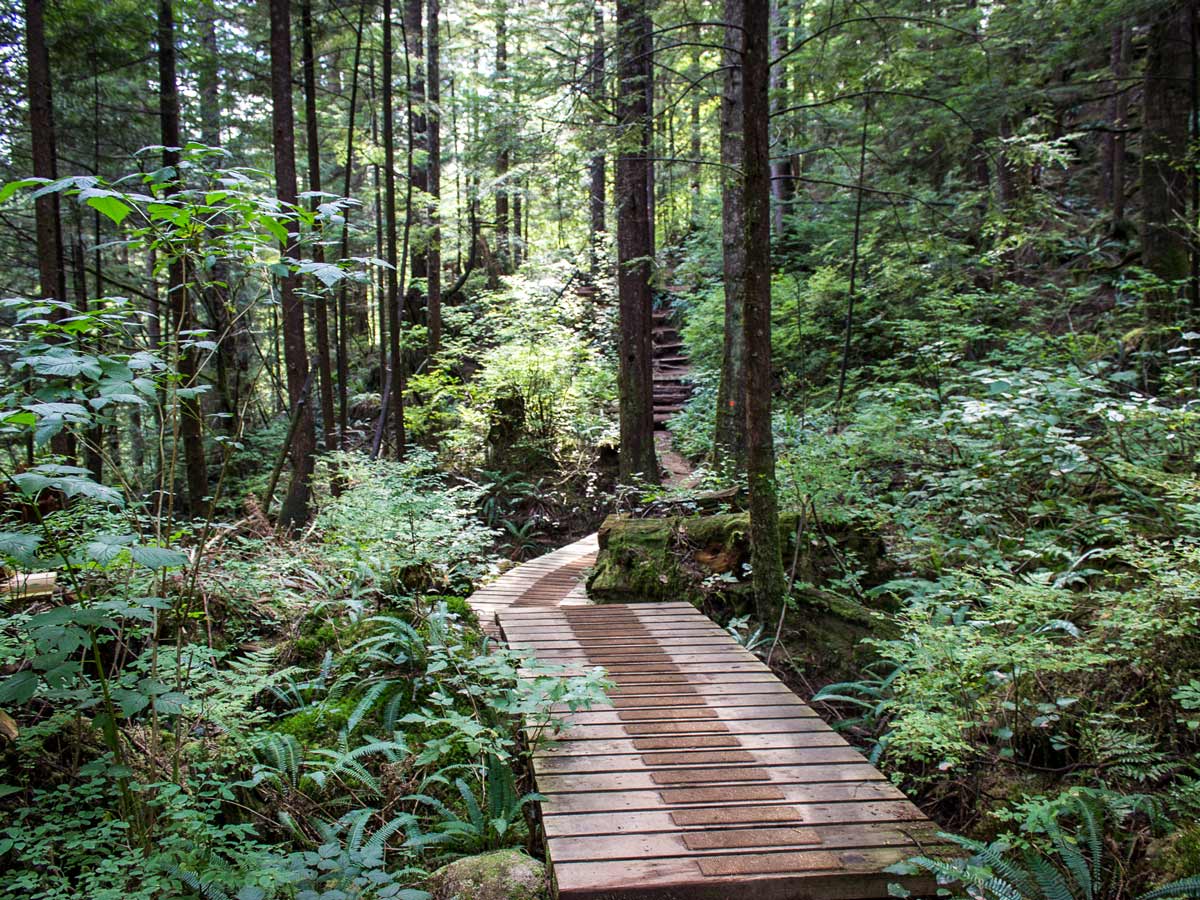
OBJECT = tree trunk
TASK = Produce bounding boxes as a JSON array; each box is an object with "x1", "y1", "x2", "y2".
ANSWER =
[
  {"x1": 1142, "y1": 1, "x2": 1191, "y2": 325},
  {"x1": 268, "y1": 0, "x2": 317, "y2": 529},
  {"x1": 159, "y1": 0, "x2": 208, "y2": 516},
  {"x1": 379, "y1": 0, "x2": 406, "y2": 459},
  {"x1": 338, "y1": 0, "x2": 366, "y2": 446},
  {"x1": 198, "y1": 0, "x2": 221, "y2": 146},
  {"x1": 589, "y1": 1, "x2": 606, "y2": 269},
  {"x1": 714, "y1": 0, "x2": 747, "y2": 476},
  {"x1": 688, "y1": 21, "x2": 701, "y2": 228},
  {"x1": 25, "y1": 0, "x2": 73, "y2": 460},
  {"x1": 643, "y1": 11, "x2": 655, "y2": 254},
  {"x1": 615, "y1": 0, "x2": 657, "y2": 483},
  {"x1": 741, "y1": 0, "x2": 786, "y2": 619},
  {"x1": 25, "y1": 0, "x2": 65, "y2": 310},
  {"x1": 1102, "y1": 23, "x2": 1130, "y2": 231},
  {"x1": 768, "y1": 0, "x2": 794, "y2": 237},
  {"x1": 427, "y1": 0, "x2": 442, "y2": 355},
  {"x1": 405, "y1": 0, "x2": 428, "y2": 295},
  {"x1": 301, "y1": 0, "x2": 337, "y2": 454},
  {"x1": 495, "y1": 0, "x2": 510, "y2": 274}
]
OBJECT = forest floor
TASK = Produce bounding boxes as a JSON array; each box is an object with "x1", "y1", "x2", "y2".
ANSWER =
[{"x1": 656, "y1": 430, "x2": 697, "y2": 488}]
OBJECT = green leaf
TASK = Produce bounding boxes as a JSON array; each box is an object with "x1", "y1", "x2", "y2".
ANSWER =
[
  {"x1": 0, "y1": 178, "x2": 44, "y2": 203},
  {"x1": 0, "y1": 671, "x2": 38, "y2": 704},
  {"x1": 258, "y1": 214, "x2": 289, "y2": 244},
  {"x1": 129, "y1": 544, "x2": 188, "y2": 570},
  {"x1": 85, "y1": 194, "x2": 132, "y2": 225},
  {"x1": 0, "y1": 531, "x2": 41, "y2": 562},
  {"x1": 85, "y1": 533, "x2": 136, "y2": 565}
]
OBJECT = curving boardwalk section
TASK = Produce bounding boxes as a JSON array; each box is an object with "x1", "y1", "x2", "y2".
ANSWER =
[{"x1": 470, "y1": 536, "x2": 943, "y2": 899}]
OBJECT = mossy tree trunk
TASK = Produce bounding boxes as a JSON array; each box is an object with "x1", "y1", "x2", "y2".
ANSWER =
[
  {"x1": 615, "y1": 0, "x2": 657, "y2": 483},
  {"x1": 715, "y1": 0, "x2": 747, "y2": 477},
  {"x1": 1141, "y1": 2, "x2": 1191, "y2": 326},
  {"x1": 739, "y1": 0, "x2": 786, "y2": 620}
]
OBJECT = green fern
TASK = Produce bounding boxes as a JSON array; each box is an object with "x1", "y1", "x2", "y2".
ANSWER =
[{"x1": 895, "y1": 794, "x2": 1200, "y2": 900}]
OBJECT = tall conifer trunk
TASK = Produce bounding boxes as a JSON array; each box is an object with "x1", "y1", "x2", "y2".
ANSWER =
[
  {"x1": 715, "y1": 0, "x2": 747, "y2": 475},
  {"x1": 615, "y1": 0, "x2": 656, "y2": 482},
  {"x1": 426, "y1": 0, "x2": 442, "y2": 354},
  {"x1": 268, "y1": 0, "x2": 317, "y2": 528},
  {"x1": 589, "y1": 1, "x2": 607, "y2": 257},
  {"x1": 1142, "y1": 2, "x2": 1191, "y2": 325},
  {"x1": 741, "y1": 0, "x2": 786, "y2": 617},
  {"x1": 159, "y1": 0, "x2": 208, "y2": 515},
  {"x1": 301, "y1": 0, "x2": 337, "y2": 454}
]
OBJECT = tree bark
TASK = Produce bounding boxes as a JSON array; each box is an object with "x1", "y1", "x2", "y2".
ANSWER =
[
  {"x1": 268, "y1": 0, "x2": 317, "y2": 529},
  {"x1": 1101, "y1": 23, "x2": 1130, "y2": 230},
  {"x1": 1142, "y1": 1, "x2": 1191, "y2": 325},
  {"x1": 494, "y1": 1, "x2": 510, "y2": 275},
  {"x1": 405, "y1": 0, "x2": 428, "y2": 297},
  {"x1": 337, "y1": 0, "x2": 366, "y2": 446},
  {"x1": 301, "y1": 0, "x2": 337, "y2": 454},
  {"x1": 643, "y1": 11, "x2": 655, "y2": 254},
  {"x1": 714, "y1": 0, "x2": 747, "y2": 476},
  {"x1": 25, "y1": 0, "x2": 73, "y2": 460},
  {"x1": 25, "y1": 0, "x2": 65, "y2": 310},
  {"x1": 427, "y1": 0, "x2": 442, "y2": 354},
  {"x1": 159, "y1": 0, "x2": 208, "y2": 516},
  {"x1": 615, "y1": 0, "x2": 657, "y2": 482},
  {"x1": 589, "y1": 1, "x2": 606, "y2": 270},
  {"x1": 768, "y1": 0, "x2": 794, "y2": 237},
  {"x1": 378, "y1": 0, "x2": 406, "y2": 459},
  {"x1": 741, "y1": 0, "x2": 786, "y2": 619}
]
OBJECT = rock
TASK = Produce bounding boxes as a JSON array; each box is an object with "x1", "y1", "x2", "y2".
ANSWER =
[{"x1": 427, "y1": 850, "x2": 549, "y2": 900}]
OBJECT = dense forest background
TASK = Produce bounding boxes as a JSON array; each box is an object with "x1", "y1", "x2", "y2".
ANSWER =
[{"x1": 1, "y1": 0, "x2": 1200, "y2": 897}]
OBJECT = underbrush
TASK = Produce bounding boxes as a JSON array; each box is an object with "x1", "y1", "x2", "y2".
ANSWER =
[
  {"x1": 0, "y1": 451, "x2": 608, "y2": 899},
  {"x1": 673, "y1": 272, "x2": 1200, "y2": 894}
]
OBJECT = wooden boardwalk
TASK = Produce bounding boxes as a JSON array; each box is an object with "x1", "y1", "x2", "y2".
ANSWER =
[{"x1": 470, "y1": 537, "x2": 943, "y2": 899}]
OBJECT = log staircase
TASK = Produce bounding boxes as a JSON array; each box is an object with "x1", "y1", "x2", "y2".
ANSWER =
[{"x1": 652, "y1": 302, "x2": 692, "y2": 429}]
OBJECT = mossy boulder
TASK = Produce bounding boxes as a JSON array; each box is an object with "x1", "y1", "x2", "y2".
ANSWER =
[{"x1": 427, "y1": 850, "x2": 548, "y2": 900}]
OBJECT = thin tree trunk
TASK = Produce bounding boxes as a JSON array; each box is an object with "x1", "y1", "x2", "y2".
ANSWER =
[
  {"x1": 159, "y1": 0, "x2": 208, "y2": 515},
  {"x1": 25, "y1": 0, "x2": 73, "y2": 460},
  {"x1": 834, "y1": 94, "x2": 870, "y2": 419},
  {"x1": 268, "y1": 0, "x2": 316, "y2": 529},
  {"x1": 394, "y1": 9, "x2": 417, "y2": 459},
  {"x1": 714, "y1": 0, "x2": 747, "y2": 475},
  {"x1": 375, "y1": 0, "x2": 404, "y2": 459},
  {"x1": 615, "y1": 0, "x2": 657, "y2": 482},
  {"x1": 769, "y1": 0, "x2": 794, "y2": 237},
  {"x1": 301, "y1": 0, "x2": 337, "y2": 455},
  {"x1": 495, "y1": 0, "x2": 510, "y2": 274},
  {"x1": 427, "y1": 0, "x2": 442, "y2": 354},
  {"x1": 643, "y1": 10, "x2": 655, "y2": 254},
  {"x1": 1102, "y1": 23, "x2": 1130, "y2": 231},
  {"x1": 688, "y1": 20, "x2": 701, "y2": 228},
  {"x1": 72, "y1": 242, "x2": 103, "y2": 481},
  {"x1": 338, "y1": 0, "x2": 366, "y2": 447},
  {"x1": 198, "y1": 0, "x2": 241, "y2": 436},
  {"x1": 25, "y1": 0, "x2": 65, "y2": 309},
  {"x1": 589, "y1": 1, "x2": 606, "y2": 272},
  {"x1": 741, "y1": 0, "x2": 786, "y2": 619}
]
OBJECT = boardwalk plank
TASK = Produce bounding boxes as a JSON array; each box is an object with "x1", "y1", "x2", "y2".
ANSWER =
[{"x1": 469, "y1": 541, "x2": 941, "y2": 899}]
